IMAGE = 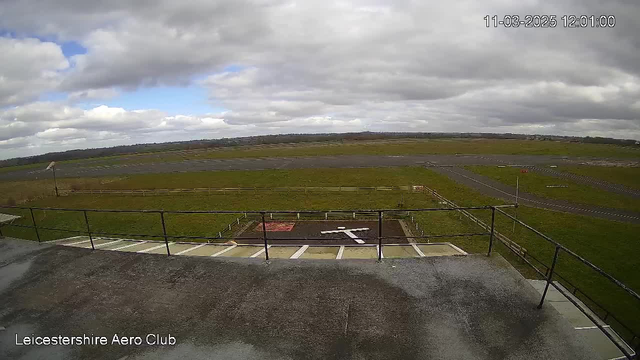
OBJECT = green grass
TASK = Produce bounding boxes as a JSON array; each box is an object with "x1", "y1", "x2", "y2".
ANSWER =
[
  {"x1": 0, "y1": 162, "x2": 46, "y2": 174},
  {"x1": 466, "y1": 165, "x2": 640, "y2": 213},
  {"x1": 90, "y1": 167, "x2": 434, "y2": 189},
  {"x1": 561, "y1": 165, "x2": 640, "y2": 190},
  {"x1": 2, "y1": 166, "x2": 639, "y2": 340},
  {"x1": 2, "y1": 138, "x2": 639, "y2": 174},
  {"x1": 96, "y1": 138, "x2": 640, "y2": 164},
  {"x1": 0, "y1": 177, "x2": 123, "y2": 205}
]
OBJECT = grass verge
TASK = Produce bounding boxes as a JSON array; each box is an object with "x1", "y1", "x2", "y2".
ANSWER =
[
  {"x1": 466, "y1": 165, "x2": 640, "y2": 213},
  {"x1": 561, "y1": 165, "x2": 640, "y2": 190}
]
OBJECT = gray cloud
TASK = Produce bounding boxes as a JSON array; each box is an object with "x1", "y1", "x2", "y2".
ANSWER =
[{"x1": 0, "y1": 0, "x2": 639, "y2": 159}]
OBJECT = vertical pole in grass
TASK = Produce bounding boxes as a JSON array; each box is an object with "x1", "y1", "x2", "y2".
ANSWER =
[
  {"x1": 160, "y1": 211, "x2": 170, "y2": 256},
  {"x1": 52, "y1": 164, "x2": 59, "y2": 197},
  {"x1": 30, "y1": 208, "x2": 41, "y2": 243},
  {"x1": 83, "y1": 210, "x2": 94, "y2": 250},
  {"x1": 378, "y1": 211, "x2": 383, "y2": 261},
  {"x1": 487, "y1": 207, "x2": 496, "y2": 256},
  {"x1": 261, "y1": 212, "x2": 269, "y2": 261}
]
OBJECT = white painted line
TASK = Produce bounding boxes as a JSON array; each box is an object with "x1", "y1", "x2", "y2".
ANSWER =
[
  {"x1": 411, "y1": 243, "x2": 426, "y2": 257},
  {"x1": 336, "y1": 246, "x2": 345, "y2": 259},
  {"x1": 250, "y1": 245, "x2": 271, "y2": 258},
  {"x1": 175, "y1": 243, "x2": 206, "y2": 255},
  {"x1": 137, "y1": 243, "x2": 171, "y2": 253},
  {"x1": 112, "y1": 241, "x2": 147, "y2": 251},
  {"x1": 448, "y1": 243, "x2": 468, "y2": 255},
  {"x1": 66, "y1": 239, "x2": 91, "y2": 246},
  {"x1": 290, "y1": 245, "x2": 309, "y2": 259},
  {"x1": 52, "y1": 236, "x2": 85, "y2": 243},
  {"x1": 321, "y1": 228, "x2": 369, "y2": 233},
  {"x1": 94, "y1": 239, "x2": 123, "y2": 248},
  {"x1": 321, "y1": 228, "x2": 368, "y2": 244},
  {"x1": 211, "y1": 245, "x2": 237, "y2": 257},
  {"x1": 575, "y1": 325, "x2": 610, "y2": 330}
]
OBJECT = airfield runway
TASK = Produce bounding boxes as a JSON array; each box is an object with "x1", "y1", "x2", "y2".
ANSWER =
[
  {"x1": 3, "y1": 154, "x2": 638, "y2": 223},
  {"x1": 431, "y1": 167, "x2": 640, "y2": 224},
  {"x1": 2, "y1": 154, "x2": 636, "y2": 181}
]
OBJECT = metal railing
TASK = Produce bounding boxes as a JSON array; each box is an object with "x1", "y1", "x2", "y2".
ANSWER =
[
  {"x1": 0, "y1": 205, "x2": 506, "y2": 260},
  {"x1": 62, "y1": 185, "x2": 418, "y2": 196},
  {"x1": 0, "y1": 202, "x2": 637, "y2": 358},
  {"x1": 494, "y1": 208, "x2": 639, "y2": 359}
]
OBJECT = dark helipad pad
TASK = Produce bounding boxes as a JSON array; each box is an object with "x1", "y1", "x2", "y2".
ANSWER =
[{"x1": 235, "y1": 220, "x2": 406, "y2": 245}]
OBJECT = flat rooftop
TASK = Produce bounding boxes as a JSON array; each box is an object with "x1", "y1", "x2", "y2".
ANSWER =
[{"x1": 0, "y1": 238, "x2": 597, "y2": 360}]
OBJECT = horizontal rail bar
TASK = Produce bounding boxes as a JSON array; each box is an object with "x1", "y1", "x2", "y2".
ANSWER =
[
  {"x1": 551, "y1": 282, "x2": 634, "y2": 359},
  {"x1": 495, "y1": 207, "x2": 640, "y2": 303},
  {"x1": 0, "y1": 205, "x2": 510, "y2": 214}
]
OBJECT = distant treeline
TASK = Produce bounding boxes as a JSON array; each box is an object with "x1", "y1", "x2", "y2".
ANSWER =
[{"x1": 1, "y1": 132, "x2": 638, "y2": 168}]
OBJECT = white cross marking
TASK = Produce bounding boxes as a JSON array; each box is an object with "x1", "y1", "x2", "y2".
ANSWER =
[{"x1": 321, "y1": 227, "x2": 370, "y2": 244}]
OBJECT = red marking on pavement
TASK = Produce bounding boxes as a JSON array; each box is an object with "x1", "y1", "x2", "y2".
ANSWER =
[{"x1": 255, "y1": 222, "x2": 296, "y2": 232}]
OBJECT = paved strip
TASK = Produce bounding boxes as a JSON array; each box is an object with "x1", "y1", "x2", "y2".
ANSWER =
[
  {"x1": 118, "y1": 242, "x2": 162, "y2": 252},
  {"x1": 299, "y1": 246, "x2": 339, "y2": 259},
  {"x1": 210, "y1": 245, "x2": 237, "y2": 257},
  {"x1": 175, "y1": 243, "x2": 206, "y2": 255},
  {"x1": 416, "y1": 244, "x2": 466, "y2": 257},
  {"x1": 411, "y1": 243, "x2": 426, "y2": 257},
  {"x1": 65, "y1": 239, "x2": 91, "y2": 246},
  {"x1": 250, "y1": 245, "x2": 271, "y2": 258},
  {"x1": 382, "y1": 245, "x2": 418, "y2": 258},
  {"x1": 3, "y1": 154, "x2": 636, "y2": 181},
  {"x1": 290, "y1": 245, "x2": 309, "y2": 259},
  {"x1": 448, "y1": 243, "x2": 468, "y2": 255},
  {"x1": 112, "y1": 241, "x2": 147, "y2": 251},
  {"x1": 529, "y1": 167, "x2": 640, "y2": 198},
  {"x1": 137, "y1": 243, "x2": 172, "y2": 254},
  {"x1": 341, "y1": 247, "x2": 377, "y2": 259},
  {"x1": 52, "y1": 236, "x2": 86, "y2": 244},
  {"x1": 94, "y1": 239, "x2": 123, "y2": 248},
  {"x1": 432, "y1": 166, "x2": 640, "y2": 224}
]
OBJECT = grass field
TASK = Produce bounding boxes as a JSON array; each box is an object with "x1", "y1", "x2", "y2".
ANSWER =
[
  {"x1": 89, "y1": 138, "x2": 640, "y2": 164},
  {"x1": 2, "y1": 138, "x2": 639, "y2": 174},
  {"x1": 561, "y1": 165, "x2": 640, "y2": 190},
  {"x1": 465, "y1": 165, "x2": 640, "y2": 212},
  {"x1": 0, "y1": 177, "x2": 122, "y2": 205},
  {"x1": 1, "y1": 166, "x2": 639, "y2": 341}
]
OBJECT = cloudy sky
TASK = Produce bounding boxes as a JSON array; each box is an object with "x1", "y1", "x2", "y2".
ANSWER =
[{"x1": 1, "y1": 0, "x2": 639, "y2": 160}]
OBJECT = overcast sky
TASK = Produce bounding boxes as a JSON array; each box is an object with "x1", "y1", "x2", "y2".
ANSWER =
[{"x1": 1, "y1": 0, "x2": 639, "y2": 160}]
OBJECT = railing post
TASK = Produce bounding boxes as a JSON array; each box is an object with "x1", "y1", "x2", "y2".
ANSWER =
[
  {"x1": 160, "y1": 211, "x2": 170, "y2": 256},
  {"x1": 261, "y1": 212, "x2": 269, "y2": 261},
  {"x1": 29, "y1": 208, "x2": 41, "y2": 243},
  {"x1": 538, "y1": 246, "x2": 561, "y2": 309},
  {"x1": 83, "y1": 210, "x2": 94, "y2": 250},
  {"x1": 487, "y1": 207, "x2": 496, "y2": 256},
  {"x1": 378, "y1": 211, "x2": 383, "y2": 261}
]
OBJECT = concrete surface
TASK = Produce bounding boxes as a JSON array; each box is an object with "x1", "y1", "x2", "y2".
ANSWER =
[
  {"x1": 0, "y1": 237, "x2": 598, "y2": 360},
  {"x1": 528, "y1": 280, "x2": 635, "y2": 359},
  {"x1": 58, "y1": 236, "x2": 467, "y2": 260},
  {"x1": 2, "y1": 154, "x2": 636, "y2": 181}
]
